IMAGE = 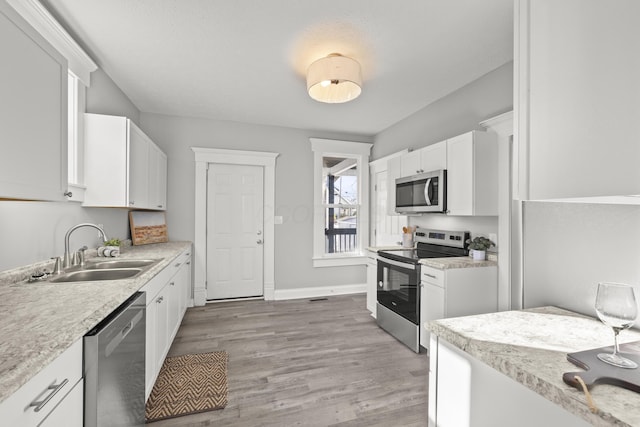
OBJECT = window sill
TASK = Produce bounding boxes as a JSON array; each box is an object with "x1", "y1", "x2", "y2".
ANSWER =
[{"x1": 312, "y1": 255, "x2": 367, "y2": 268}]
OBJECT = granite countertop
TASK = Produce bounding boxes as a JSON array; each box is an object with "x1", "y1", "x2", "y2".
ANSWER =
[
  {"x1": 428, "y1": 306, "x2": 640, "y2": 426},
  {"x1": 0, "y1": 241, "x2": 191, "y2": 404},
  {"x1": 419, "y1": 256, "x2": 498, "y2": 270}
]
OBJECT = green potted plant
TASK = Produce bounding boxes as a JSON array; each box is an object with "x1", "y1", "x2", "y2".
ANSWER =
[{"x1": 466, "y1": 236, "x2": 495, "y2": 261}]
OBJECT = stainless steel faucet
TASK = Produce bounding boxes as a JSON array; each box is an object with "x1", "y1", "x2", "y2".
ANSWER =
[{"x1": 63, "y1": 223, "x2": 109, "y2": 268}]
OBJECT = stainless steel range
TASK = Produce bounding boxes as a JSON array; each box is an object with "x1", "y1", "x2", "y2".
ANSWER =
[{"x1": 376, "y1": 228, "x2": 469, "y2": 352}]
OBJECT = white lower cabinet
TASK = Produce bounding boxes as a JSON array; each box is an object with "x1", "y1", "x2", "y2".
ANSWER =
[
  {"x1": 420, "y1": 265, "x2": 497, "y2": 351},
  {"x1": 365, "y1": 250, "x2": 378, "y2": 316},
  {"x1": 142, "y1": 248, "x2": 192, "y2": 400},
  {"x1": 429, "y1": 337, "x2": 591, "y2": 427},
  {"x1": 0, "y1": 339, "x2": 83, "y2": 427}
]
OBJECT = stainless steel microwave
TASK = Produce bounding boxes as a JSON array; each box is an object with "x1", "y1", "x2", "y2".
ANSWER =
[{"x1": 395, "y1": 169, "x2": 447, "y2": 213}]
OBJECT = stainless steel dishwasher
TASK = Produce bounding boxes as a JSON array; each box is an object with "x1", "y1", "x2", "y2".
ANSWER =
[{"x1": 84, "y1": 292, "x2": 146, "y2": 427}]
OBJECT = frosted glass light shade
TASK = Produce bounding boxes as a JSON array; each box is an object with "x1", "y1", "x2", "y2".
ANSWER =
[{"x1": 306, "y1": 54, "x2": 362, "y2": 103}]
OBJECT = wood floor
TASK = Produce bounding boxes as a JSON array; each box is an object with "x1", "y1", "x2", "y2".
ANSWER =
[{"x1": 155, "y1": 294, "x2": 428, "y2": 426}]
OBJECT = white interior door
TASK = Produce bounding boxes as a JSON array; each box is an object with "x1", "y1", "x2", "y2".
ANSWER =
[{"x1": 206, "y1": 164, "x2": 264, "y2": 299}]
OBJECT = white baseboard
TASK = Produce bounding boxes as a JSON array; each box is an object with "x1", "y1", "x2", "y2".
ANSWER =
[{"x1": 273, "y1": 283, "x2": 366, "y2": 301}]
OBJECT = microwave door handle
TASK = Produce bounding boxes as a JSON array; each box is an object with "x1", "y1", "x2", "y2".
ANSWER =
[{"x1": 424, "y1": 178, "x2": 432, "y2": 205}]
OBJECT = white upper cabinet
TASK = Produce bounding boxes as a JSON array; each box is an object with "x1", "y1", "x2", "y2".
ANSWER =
[
  {"x1": 515, "y1": 0, "x2": 640, "y2": 200},
  {"x1": 386, "y1": 156, "x2": 402, "y2": 216},
  {"x1": 446, "y1": 130, "x2": 498, "y2": 216},
  {"x1": 400, "y1": 141, "x2": 447, "y2": 177},
  {"x1": 83, "y1": 113, "x2": 167, "y2": 210},
  {"x1": 0, "y1": 2, "x2": 67, "y2": 201}
]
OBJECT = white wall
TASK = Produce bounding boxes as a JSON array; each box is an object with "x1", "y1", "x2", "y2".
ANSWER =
[
  {"x1": 0, "y1": 68, "x2": 139, "y2": 271},
  {"x1": 523, "y1": 201, "x2": 640, "y2": 320},
  {"x1": 373, "y1": 62, "x2": 513, "y2": 160},
  {"x1": 140, "y1": 113, "x2": 373, "y2": 291},
  {"x1": 373, "y1": 62, "x2": 513, "y2": 243}
]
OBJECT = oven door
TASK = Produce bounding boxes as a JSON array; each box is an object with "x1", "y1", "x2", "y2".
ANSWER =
[{"x1": 377, "y1": 257, "x2": 420, "y2": 324}]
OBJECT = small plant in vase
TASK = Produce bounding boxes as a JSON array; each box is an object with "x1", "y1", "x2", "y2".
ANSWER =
[{"x1": 466, "y1": 236, "x2": 495, "y2": 261}]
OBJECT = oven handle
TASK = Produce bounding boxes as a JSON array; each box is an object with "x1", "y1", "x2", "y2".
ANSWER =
[{"x1": 379, "y1": 258, "x2": 416, "y2": 270}]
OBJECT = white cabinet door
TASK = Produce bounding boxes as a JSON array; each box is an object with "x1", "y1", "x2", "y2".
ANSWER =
[
  {"x1": 421, "y1": 283, "x2": 444, "y2": 348},
  {"x1": 153, "y1": 286, "x2": 170, "y2": 378},
  {"x1": 128, "y1": 123, "x2": 149, "y2": 208},
  {"x1": 144, "y1": 293, "x2": 157, "y2": 399},
  {"x1": 447, "y1": 133, "x2": 474, "y2": 215},
  {"x1": 420, "y1": 141, "x2": 447, "y2": 172},
  {"x1": 386, "y1": 156, "x2": 402, "y2": 216},
  {"x1": 446, "y1": 131, "x2": 498, "y2": 216},
  {"x1": 400, "y1": 142, "x2": 447, "y2": 178},
  {"x1": 148, "y1": 143, "x2": 167, "y2": 210},
  {"x1": 39, "y1": 379, "x2": 83, "y2": 427},
  {"x1": 400, "y1": 150, "x2": 422, "y2": 177},
  {"x1": 84, "y1": 114, "x2": 167, "y2": 209},
  {"x1": 0, "y1": 2, "x2": 67, "y2": 202},
  {"x1": 366, "y1": 251, "x2": 377, "y2": 316}
]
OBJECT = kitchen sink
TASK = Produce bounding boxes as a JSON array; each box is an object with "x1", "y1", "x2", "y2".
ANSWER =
[
  {"x1": 83, "y1": 259, "x2": 158, "y2": 270},
  {"x1": 49, "y1": 268, "x2": 143, "y2": 283}
]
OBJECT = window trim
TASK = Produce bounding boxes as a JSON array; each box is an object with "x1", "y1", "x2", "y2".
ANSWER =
[{"x1": 310, "y1": 138, "x2": 373, "y2": 268}]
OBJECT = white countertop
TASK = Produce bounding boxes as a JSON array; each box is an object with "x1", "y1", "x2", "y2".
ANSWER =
[
  {"x1": 428, "y1": 306, "x2": 640, "y2": 426},
  {"x1": 0, "y1": 241, "x2": 191, "y2": 404}
]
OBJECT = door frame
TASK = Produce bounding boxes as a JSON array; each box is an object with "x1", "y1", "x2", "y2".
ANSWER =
[{"x1": 192, "y1": 147, "x2": 279, "y2": 305}]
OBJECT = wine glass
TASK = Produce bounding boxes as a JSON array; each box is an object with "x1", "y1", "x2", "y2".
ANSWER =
[{"x1": 594, "y1": 282, "x2": 638, "y2": 369}]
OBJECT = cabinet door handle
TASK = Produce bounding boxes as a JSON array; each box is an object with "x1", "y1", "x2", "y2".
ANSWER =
[
  {"x1": 156, "y1": 296, "x2": 164, "y2": 303},
  {"x1": 170, "y1": 282, "x2": 175, "y2": 286},
  {"x1": 425, "y1": 273, "x2": 437, "y2": 279},
  {"x1": 29, "y1": 379, "x2": 68, "y2": 412},
  {"x1": 175, "y1": 263, "x2": 181, "y2": 267},
  {"x1": 186, "y1": 261, "x2": 191, "y2": 265},
  {"x1": 157, "y1": 205, "x2": 163, "y2": 208}
]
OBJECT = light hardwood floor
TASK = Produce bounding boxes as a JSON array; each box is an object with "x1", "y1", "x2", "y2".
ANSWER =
[{"x1": 155, "y1": 294, "x2": 428, "y2": 426}]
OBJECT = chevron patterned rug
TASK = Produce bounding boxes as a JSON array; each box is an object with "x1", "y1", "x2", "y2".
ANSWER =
[{"x1": 145, "y1": 351, "x2": 228, "y2": 423}]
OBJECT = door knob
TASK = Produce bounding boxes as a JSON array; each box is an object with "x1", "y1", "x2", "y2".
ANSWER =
[{"x1": 257, "y1": 239, "x2": 263, "y2": 244}]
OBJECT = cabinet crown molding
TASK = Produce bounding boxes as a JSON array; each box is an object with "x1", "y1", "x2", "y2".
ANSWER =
[{"x1": 6, "y1": 0, "x2": 97, "y2": 85}]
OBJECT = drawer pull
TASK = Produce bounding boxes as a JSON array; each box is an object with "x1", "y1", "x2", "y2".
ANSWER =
[
  {"x1": 170, "y1": 282, "x2": 175, "y2": 286},
  {"x1": 425, "y1": 273, "x2": 437, "y2": 279},
  {"x1": 156, "y1": 296, "x2": 164, "y2": 303},
  {"x1": 175, "y1": 263, "x2": 181, "y2": 267},
  {"x1": 29, "y1": 378, "x2": 68, "y2": 412}
]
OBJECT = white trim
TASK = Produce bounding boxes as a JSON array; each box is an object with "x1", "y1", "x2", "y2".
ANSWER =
[
  {"x1": 312, "y1": 255, "x2": 367, "y2": 267},
  {"x1": 273, "y1": 284, "x2": 366, "y2": 301},
  {"x1": 7, "y1": 0, "x2": 97, "y2": 86},
  {"x1": 481, "y1": 111, "x2": 514, "y2": 312},
  {"x1": 310, "y1": 138, "x2": 373, "y2": 268},
  {"x1": 192, "y1": 147, "x2": 279, "y2": 304}
]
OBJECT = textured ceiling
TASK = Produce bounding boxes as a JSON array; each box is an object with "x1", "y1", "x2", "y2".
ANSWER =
[{"x1": 42, "y1": 0, "x2": 514, "y2": 135}]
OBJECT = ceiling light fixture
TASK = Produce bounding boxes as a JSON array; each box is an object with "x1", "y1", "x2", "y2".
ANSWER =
[{"x1": 306, "y1": 53, "x2": 362, "y2": 104}]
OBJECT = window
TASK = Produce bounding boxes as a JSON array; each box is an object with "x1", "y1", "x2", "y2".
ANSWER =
[{"x1": 311, "y1": 138, "x2": 372, "y2": 267}]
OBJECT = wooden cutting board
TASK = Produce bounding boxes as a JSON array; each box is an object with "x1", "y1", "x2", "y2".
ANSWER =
[
  {"x1": 563, "y1": 340, "x2": 640, "y2": 392},
  {"x1": 129, "y1": 211, "x2": 168, "y2": 245}
]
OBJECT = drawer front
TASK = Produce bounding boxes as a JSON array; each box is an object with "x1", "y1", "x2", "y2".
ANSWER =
[
  {"x1": 421, "y1": 266, "x2": 444, "y2": 287},
  {"x1": 0, "y1": 339, "x2": 82, "y2": 426}
]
